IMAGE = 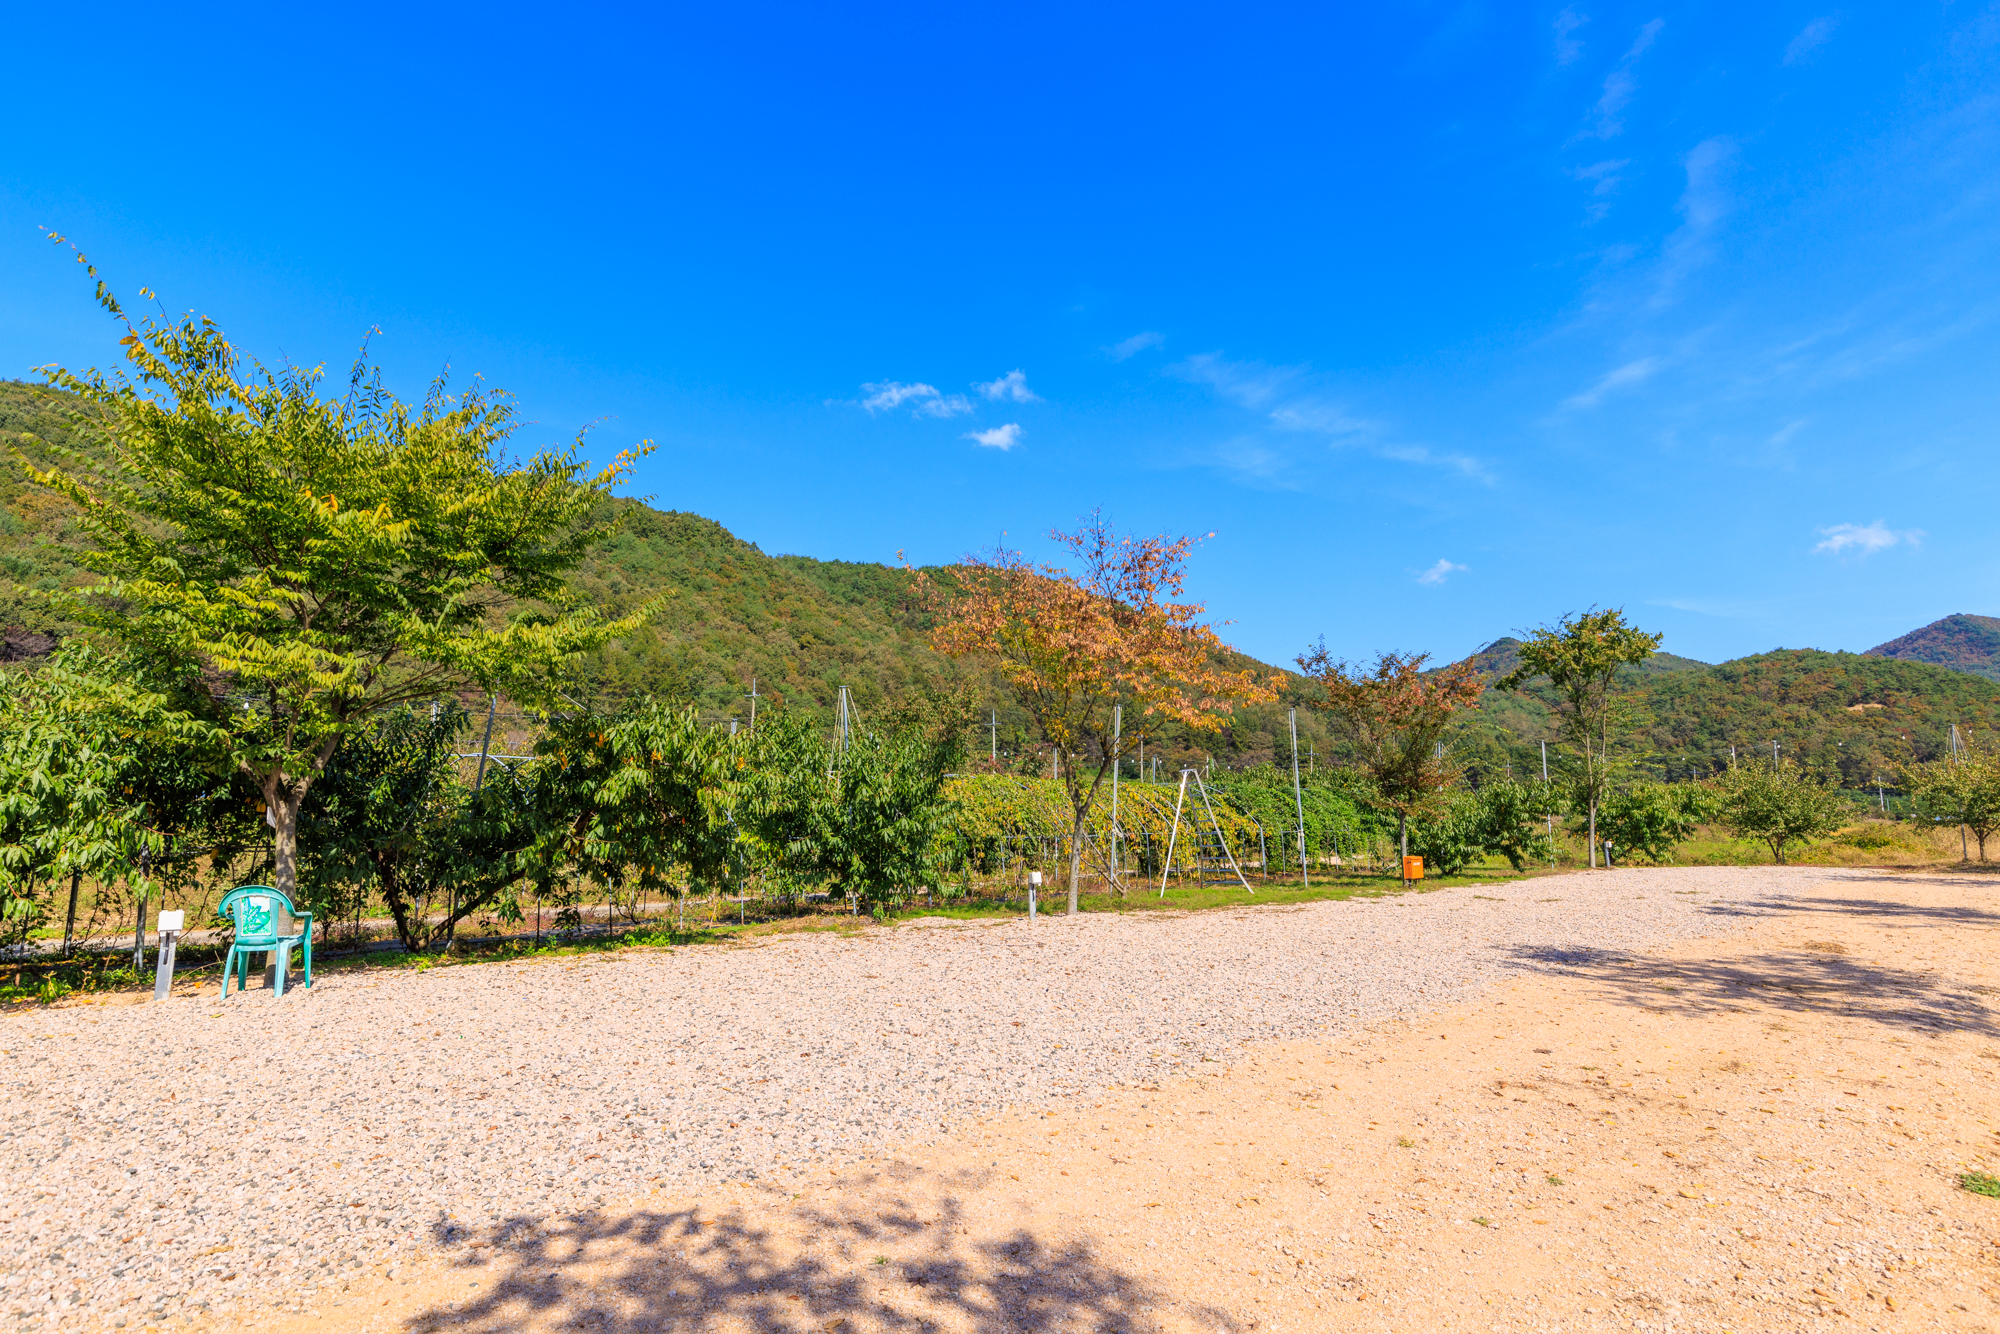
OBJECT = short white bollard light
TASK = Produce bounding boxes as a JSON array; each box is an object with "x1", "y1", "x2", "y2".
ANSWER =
[
  {"x1": 153, "y1": 910, "x2": 184, "y2": 1002},
  {"x1": 1027, "y1": 870, "x2": 1041, "y2": 921}
]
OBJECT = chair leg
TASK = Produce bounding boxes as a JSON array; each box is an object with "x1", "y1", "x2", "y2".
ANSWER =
[
  {"x1": 302, "y1": 934, "x2": 312, "y2": 989},
  {"x1": 274, "y1": 944, "x2": 288, "y2": 998},
  {"x1": 220, "y1": 947, "x2": 233, "y2": 999}
]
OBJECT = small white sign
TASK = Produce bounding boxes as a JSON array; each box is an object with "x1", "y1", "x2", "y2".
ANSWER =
[
  {"x1": 1027, "y1": 871, "x2": 1043, "y2": 886},
  {"x1": 157, "y1": 910, "x2": 185, "y2": 933}
]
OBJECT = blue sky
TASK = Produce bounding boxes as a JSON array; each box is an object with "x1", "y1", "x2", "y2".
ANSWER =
[{"x1": 3, "y1": 2, "x2": 1996, "y2": 669}]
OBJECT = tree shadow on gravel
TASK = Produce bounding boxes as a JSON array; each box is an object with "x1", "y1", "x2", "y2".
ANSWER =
[
  {"x1": 1695, "y1": 889, "x2": 2000, "y2": 927},
  {"x1": 1502, "y1": 944, "x2": 2000, "y2": 1038},
  {"x1": 403, "y1": 1174, "x2": 1237, "y2": 1334}
]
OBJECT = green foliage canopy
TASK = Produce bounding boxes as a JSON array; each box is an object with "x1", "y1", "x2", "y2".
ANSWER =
[
  {"x1": 1498, "y1": 607, "x2": 1662, "y2": 867},
  {"x1": 18, "y1": 251, "x2": 651, "y2": 898},
  {"x1": 1712, "y1": 760, "x2": 1847, "y2": 865}
]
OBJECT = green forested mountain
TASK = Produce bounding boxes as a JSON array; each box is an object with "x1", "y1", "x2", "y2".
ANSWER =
[
  {"x1": 6, "y1": 376, "x2": 1994, "y2": 789},
  {"x1": 1865, "y1": 613, "x2": 2000, "y2": 683},
  {"x1": 0, "y1": 379, "x2": 1336, "y2": 771},
  {"x1": 1454, "y1": 637, "x2": 2000, "y2": 786}
]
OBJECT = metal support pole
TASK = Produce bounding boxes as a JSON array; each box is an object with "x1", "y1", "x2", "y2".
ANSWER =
[
  {"x1": 1542, "y1": 739, "x2": 1555, "y2": 867},
  {"x1": 1289, "y1": 707, "x2": 1308, "y2": 889},
  {"x1": 1111, "y1": 704, "x2": 1122, "y2": 879},
  {"x1": 1159, "y1": 770, "x2": 1191, "y2": 897},
  {"x1": 132, "y1": 845, "x2": 151, "y2": 972},
  {"x1": 152, "y1": 911, "x2": 183, "y2": 1001},
  {"x1": 62, "y1": 871, "x2": 80, "y2": 958},
  {"x1": 474, "y1": 696, "x2": 498, "y2": 792}
]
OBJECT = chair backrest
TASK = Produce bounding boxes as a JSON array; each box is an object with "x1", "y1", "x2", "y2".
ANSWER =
[{"x1": 219, "y1": 885, "x2": 299, "y2": 945}]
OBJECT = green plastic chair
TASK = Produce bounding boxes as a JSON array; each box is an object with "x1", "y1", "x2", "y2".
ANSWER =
[{"x1": 218, "y1": 885, "x2": 313, "y2": 998}]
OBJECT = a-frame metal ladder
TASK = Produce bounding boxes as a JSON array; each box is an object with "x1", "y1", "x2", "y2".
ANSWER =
[{"x1": 1159, "y1": 767, "x2": 1254, "y2": 897}]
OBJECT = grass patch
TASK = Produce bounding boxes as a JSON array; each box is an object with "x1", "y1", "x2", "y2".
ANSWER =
[{"x1": 1959, "y1": 1171, "x2": 2000, "y2": 1199}]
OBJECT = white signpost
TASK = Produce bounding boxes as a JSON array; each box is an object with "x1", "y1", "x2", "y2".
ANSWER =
[
  {"x1": 1027, "y1": 870, "x2": 1041, "y2": 921},
  {"x1": 152, "y1": 911, "x2": 185, "y2": 1002}
]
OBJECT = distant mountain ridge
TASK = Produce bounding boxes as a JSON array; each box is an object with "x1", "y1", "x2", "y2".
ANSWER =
[
  {"x1": 1463, "y1": 636, "x2": 1710, "y2": 680},
  {"x1": 1865, "y1": 614, "x2": 2000, "y2": 683},
  {"x1": 6, "y1": 376, "x2": 1997, "y2": 784}
]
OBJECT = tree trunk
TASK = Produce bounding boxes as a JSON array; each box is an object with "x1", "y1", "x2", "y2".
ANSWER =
[
  {"x1": 1398, "y1": 813, "x2": 1408, "y2": 884},
  {"x1": 270, "y1": 785, "x2": 304, "y2": 901},
  {"x1": 1588, "y1": 798, "x2": 1598, "y2": 869},
  {"x1": 62, "y1": 871, "x2": 80, "y2": 958},
  {"x1": 1068, "y1": 809, "x2": 1086, "y2": 914}
]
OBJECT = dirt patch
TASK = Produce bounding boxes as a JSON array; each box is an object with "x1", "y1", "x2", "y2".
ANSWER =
[{"x1": 247, "y1": 870, "x2": 2000, "y2": 1334}]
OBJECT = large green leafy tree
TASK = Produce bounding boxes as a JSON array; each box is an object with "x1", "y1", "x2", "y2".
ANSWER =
[
  {"x1": 1713, "y1": 760, "x2": 1847, "y2": 864},
  {"x1": 299, "y1": 702, "x2": 503, "y2": 951},
  {"x1": 0, "y1": 646, "x2": 253, "y2": 950},
  {"x1": 1498, "y1": 608, "x2": 1663, "y2": 869},
  {"x1": 1472, "y1": 775, "x2": 1562, "y2": 872},
  {"x1": 1296, "y1": 645, "x2": 1486, "y2": 878},
  {"x1": 744, "y1": 712, "x2": 961, "y2": 909},
  {"x1": 17, "y1": 248, "x2": 650, "y2": 900},
  {"x1": 527, "y1": 701, "x2": 744, "y2": 906},
  {"x1": 0, "y1": 651, "x2": 144, "y2": 948},
  {"x1": 1594, "y1": 782, "x2": 1712, "y2": 865},
  {"x1": 1903, "y1": 754, "x2": 2000, "y2": 862}
]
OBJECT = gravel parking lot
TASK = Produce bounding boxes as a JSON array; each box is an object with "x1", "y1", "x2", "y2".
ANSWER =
[{"x1": 1, "y1": 867, "x2": 1810, "y2": 1329}]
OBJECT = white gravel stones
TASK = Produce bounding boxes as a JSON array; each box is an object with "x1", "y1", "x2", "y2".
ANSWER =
[{"x1": 0, "y1": 866, "x2": 1822, "y2": 1329}]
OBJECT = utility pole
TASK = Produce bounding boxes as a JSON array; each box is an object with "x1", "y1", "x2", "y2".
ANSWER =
[
  {"x1": 836, "y1": 687, "x2": 851, "y2": 753},
  {"x1": 1541, "y1": 739, "x2": 1554, "y2": 864},
  {"x1": 1289, "y1": 707, "x2": 1308, "y2": 888},
  {"x1": 474, "y1": 695, "x2": 498, "y2": 793},
  {"x1": 1772, "y1": 739, "x2": 1780, "y2": 768},
  {"x1": 1952, "y1": 724, "x2": 1968, "y2": 860},
  {"x1": 1111, "y1": 704, "x2": 1122, "y2": 878},
  {"x1": 990, "y1": 708, "x2": 997, "y2": 764},
  {"x1": 745, "y1": 678, "x2": 760, "y2": 731}
]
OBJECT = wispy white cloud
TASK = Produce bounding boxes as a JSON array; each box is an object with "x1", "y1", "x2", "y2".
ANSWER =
[
  {"x1": 1377, "y1": 444, "x2": 1494, "y2": 483},
  {"x1": 1575, "y1": 17, "x2": 1664, "y2": 141},
  {"x1": 975, "y1": 369, "x2": 1041, "y2": 403},
  {"x1": 1570, "y1": 157, "x2": 1633, "y2": 223},
  {"x1": 1649, "y1": 596, "x2": 1760, "y2": 619},
  {"x1": 1267, "y1": 401, "x2": 1372, "y2": 438},
  {"x1": 1814, "y1": 520, "x2": 1922, "y2": 557},
  {"x1": 1768, "y1": 419, "x2": 1809, "y2": 448},
  {"x1": 1171, "y1": 352, "x2": 1302, "y2": 410},
  {"x1": 1784, "y1": 15, "x2": 1838, "y2": 65},
  {"x1": 1561, "y1": 355, "x2": 1661, "y2": 409},
  {"x1": 1572, "y1": 158, "x2": 1630, "y2": 193},
  {"x1": 1416, "y1": 559, "x2": 1468, "y2": 586},
  {"x1": 860, "y1": 381, "x2": 937, "y2": 413},
  {"x1": 858, "y1": 380, "x2": 973, "y2": 418},
  {"x1": 1107, "y1": 331, "x2": 1165, "y2": 361},
  {"x1": 1554, "y1": 8, "x2": 1589, "y2": 65},
  {"x1": 1653, "y1": 136, "x2": 1737, "y2": 302},
  {"x1": 1176, "y1": 351, "x2": 1492, "y2": 483},
  {"x1": 964, "y1": 423, "x2": 1023, "y2": 451}
]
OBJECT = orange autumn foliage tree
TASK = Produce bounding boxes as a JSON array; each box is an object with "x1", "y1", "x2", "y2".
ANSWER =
[
  {"x1": 925, "y1": 512, "x2": 1276, "y2": 913},
  {"x1": 1296, "y1": 645, "x2": 1485, "y2": 877}
]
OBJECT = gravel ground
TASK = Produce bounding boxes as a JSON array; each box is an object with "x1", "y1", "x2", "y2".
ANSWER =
[{"x1": 0, "y1": 866, "x2": 1807, "y2": 1329}]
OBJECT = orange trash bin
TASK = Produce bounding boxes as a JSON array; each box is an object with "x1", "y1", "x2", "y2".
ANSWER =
[{"x1": 1402, "y1": 855, "x2": 1424, "y2": 881}]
